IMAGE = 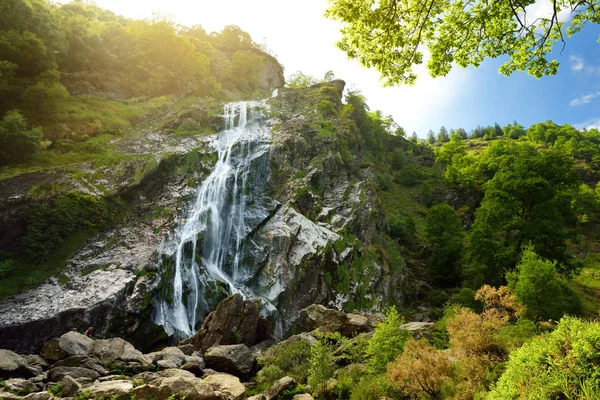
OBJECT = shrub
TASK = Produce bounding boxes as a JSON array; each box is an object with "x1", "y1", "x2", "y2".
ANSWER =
[
  {"x1": 489, "y1": 317, "x2": 600, "y2": 399},
  {"x1": 366, "y1": 306, "x2": 410, "y2": 374},
  {"x1": 387, "y1": 339, "x2": 454, "y2": 399},
  {"x1": 316, "y1": 100, "x2": 338, "y2": 119},
  {"x1": 349, "y1": 376, "x2": 388, "y2": 400},
  {"x1": 257, "y1": 339, "x2": 312, "y2": 385},
  {"x1": 0, "y1": 110, "x2": 42, "y2": 165}
]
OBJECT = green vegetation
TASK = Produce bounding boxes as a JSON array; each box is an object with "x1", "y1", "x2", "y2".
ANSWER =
[{"x1": 326, "y1": 0, "x2": 600, "y2": 85}]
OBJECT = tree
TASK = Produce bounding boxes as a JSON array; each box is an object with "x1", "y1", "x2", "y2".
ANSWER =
[
  {"x1": 0, "y1": 110, "x2": 42, "y2": 165},
  {"x1": 366, "y1": 306, "x2": 411, "y2": 374},
  {"x1": 507, "y1": 248, "x2": 581, "y2": 321},
  {"x1": 323, "y1": 70, "x2": 336, "y2": 82},
  {"x1": 425, "y1": 203, "x2": 464, "y2": 286},
  {"x1": 287, "y1": 71, "x2": 318, "y2": 88},
  {"x1": 326, "y1": 0, "x2": 600, "y2": 85},
  {"x1": 410, "y1": 131, "x2": 418, "y2": 143},
  {"x1": 427, "y1": 130, "x2": 436, "y2": 144},
  {"x1": 468, "y1": 143, "x2": 580, "y2": 283},
  {"x1": 21, "y1": 69, "x2": 69, "y2": 123},
  {"x1": 437, "y1": 126, "x2": 449, "y2": 142}
]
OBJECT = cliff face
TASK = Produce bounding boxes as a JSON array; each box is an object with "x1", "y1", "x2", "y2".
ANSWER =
[{"x1": 0, "y1": 80, "x2": 405, "y2": 353}]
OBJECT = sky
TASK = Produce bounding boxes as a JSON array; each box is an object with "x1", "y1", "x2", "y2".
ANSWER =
[{"x1": 58, "y1": 0, "x2": 600, "y2": 137}]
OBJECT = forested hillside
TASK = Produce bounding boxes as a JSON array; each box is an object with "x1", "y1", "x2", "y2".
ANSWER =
[{"x1": 0, "y1": 0, "x2": 281, "y2": 168}]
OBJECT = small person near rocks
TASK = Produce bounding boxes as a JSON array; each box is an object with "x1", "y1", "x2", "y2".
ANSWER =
[{"x1": 85, "y1": 326, "x2": 94, "y2": 338}]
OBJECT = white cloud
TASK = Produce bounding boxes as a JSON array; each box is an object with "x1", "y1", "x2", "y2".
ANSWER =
[
  {"x1": 569, "y1": 92, "x2": 600, "y2": 106},
  {"x1": 524, "y1": 0, "x2": 572, "y2": 25},
  {"x1": 570, "y1": 55, "x2": 585, "y2": 71},
  {"x1": 574, "y1": 118, "x2": 600, "y2": 130}
]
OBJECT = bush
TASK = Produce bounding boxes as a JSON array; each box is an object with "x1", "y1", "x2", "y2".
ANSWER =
[
  {"x1": 448, "y1": 287, "x2": 483, "y2": 313},
  {"x1": 257, "y1": 339, "x2": 312, "y2": 385},
  {"x1": 366, "y1": 306, "x2": 410, "y2": 374},
  {"x1": 0, "y1": 110, "x2": 42, "y2": 165},
  {"x1": 349, "y1": 376, "x2": 388, "y2": 400},
  {"x1": 507, "y1": 248, "x2": 582, "y2": 321},
  {"x1": 387, "y1": 339, "x2": 454, "y2": 399},
  {"x1": 489, "y1": 317, "x2": 600, "y2": 399}
]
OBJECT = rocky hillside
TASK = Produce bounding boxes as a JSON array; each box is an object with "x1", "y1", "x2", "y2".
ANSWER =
[{"x1": 0, "y1": 79, "x2": 420, "y2": 354}]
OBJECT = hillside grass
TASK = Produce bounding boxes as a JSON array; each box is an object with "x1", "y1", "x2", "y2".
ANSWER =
[{"x1": 0, "y1": 94, "x2": 175, "y2": 180}]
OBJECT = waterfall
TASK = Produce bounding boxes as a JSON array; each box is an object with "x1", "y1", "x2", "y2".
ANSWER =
[{"x1": 154, "y1": 101, "x2": 273, "y2": 338}]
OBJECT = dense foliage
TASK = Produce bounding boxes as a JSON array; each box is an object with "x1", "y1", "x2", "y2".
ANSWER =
[
  {"x1": 326, "y1": 0, "x2": 600, "y2": 85},
  {"x1": 0, "y1": 0, "x2": 278, "y2": 146}
]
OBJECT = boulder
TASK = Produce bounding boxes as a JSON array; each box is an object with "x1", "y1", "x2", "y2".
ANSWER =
[
  {"x1": 131, "y1": 371, "x2": 159, "y2": 384},
  {"x1": 59, "y1": 375, "x2": 81, "y2": 397},
  {"x1": 47, "y1": 367, "x2": 100, "y2": 382},
  {"x1": 40, "y1": 333, "x2": 93, "y2": 362},
  {"x1": 178, "y1": 344, "x2": 196, "y2": 356},
  {"x1": 156, "y1": 376, "x2": 219, "y2": 400},
  {"x1": 185, "y1": 295, "x2": 271, "y2": 353},
  {"x1": 0, "y1": 350, "x2": 34, "y2": 378},
  {"x1": 204, "y1": 373, "x2": 245, "y2": 400},
  {"x1": 293, "y1": 395, "x2": 314, "y2": 400},
  {"x1": 265, "y1": 376, "x2": 297, "y2": 400},
  {"x1": 86, "y1": 380, "x2": 133, "y2": 400},
  {"x1": 247, "y1": 396, "x2": 267, "y2": 400},
  {"x1": 157, "y1": 369, "x2": 196, "y2": 379},
  {"x1": 203, "y1": 345, "x2": 256, "y2": 378},
  {"x1": 400, "y1": 322, "x2": 435, "y2": 339},
  {"x1": 21, "y1": 393, "x2": 53, "y2": 400},
  {"x1": 3, "y1": 378, "x2": 35, "y2": 395},
  {"x1": 23, "y1": 356, "x2": 46, "y2": 378},
  {"x1": 51, "y1": 356, "x2": 108, "y2": 376},
  {"x1": 296, "y1": 305, "x2": 372, "y2": 338},
  {"x1": 92, "y1": 337, "x2": 149, "y2": 364},
  {"x1": 0, "y1": 392, "x2": 23, "y2": 400},
  {"x1": 180, "y1": 355, "x2": 205, "y2": 377},
  {"x1": 152, "y1": 347, "x2": 186, "y2": 369}
]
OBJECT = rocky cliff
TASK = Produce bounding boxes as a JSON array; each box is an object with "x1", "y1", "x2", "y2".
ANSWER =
[{"x1": 0, "y1": 80, "x2": 406, "y2": 353}]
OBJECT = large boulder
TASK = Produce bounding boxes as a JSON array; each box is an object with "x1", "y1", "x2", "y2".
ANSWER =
[
  {"x1": 3, "y1": 378, "x2": 36, "y2": 394},
  {"x1": 92, "y1": 337, "x2": 149, "y2": 364},
  {"x1": 86, "y1": 380, "x2": 133, "y2": 400},
  {"x1": 0, "y1": 350, "x2": 35, "y2": 378},
  {"x1": 184, "y1": 295, "x2": 271, "y2": 353},
  {"x1": 204, "y1": 373, "x2": 245, "y2": 400},
  {"x1": 203, "y1": 344, "x2": 256, "y2": 378},
  {"x1": 40, "y1": 332, "x2": 93, "y2": 362}
]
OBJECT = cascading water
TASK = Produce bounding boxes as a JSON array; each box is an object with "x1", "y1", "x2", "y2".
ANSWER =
[{"x1": 154, "y1": 100, "x2": 274, "y2": 339}]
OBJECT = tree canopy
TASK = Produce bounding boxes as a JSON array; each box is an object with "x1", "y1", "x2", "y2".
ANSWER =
[{"x1": 326, "y1": 0, "x2": 600, "y2": 85}]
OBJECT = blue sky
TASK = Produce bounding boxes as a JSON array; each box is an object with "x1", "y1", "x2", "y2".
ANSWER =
[
  {"x1": 441, "y1": 25, "x2": 600, "y2": 135},
  {"x1": 58, "y1": 0, "x2": 600, "y2": 136}
]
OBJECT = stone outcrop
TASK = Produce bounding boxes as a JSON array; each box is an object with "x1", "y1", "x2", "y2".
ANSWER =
[
  {"x1": 183, "y1": 294, "x2": 271, "y2": 353},
  {"x1": 295, "y1": 305, "x2": 374, "y2": 338},
  {"x1": 204, "y1": 373, "x2": 245, "y2": 400}
]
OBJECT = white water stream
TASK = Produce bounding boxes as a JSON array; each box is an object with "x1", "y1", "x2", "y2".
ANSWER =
[{"x1": 154, "y1": 101, "x2": 273, "y2": 338}]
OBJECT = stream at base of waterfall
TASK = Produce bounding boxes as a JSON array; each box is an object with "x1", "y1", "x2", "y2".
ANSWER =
[{"x1": 153, "y1": 100, "x2": 279, "y2": 339}]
